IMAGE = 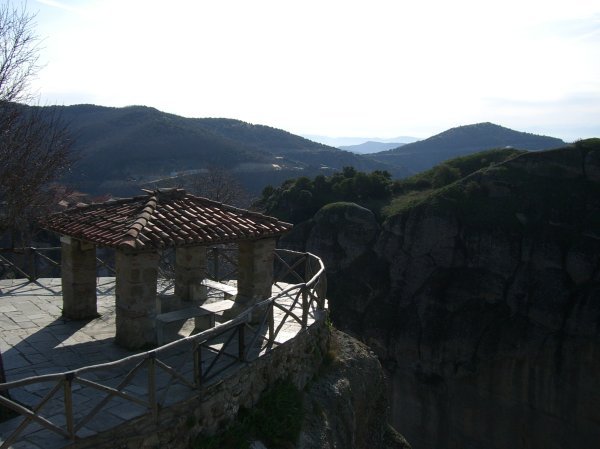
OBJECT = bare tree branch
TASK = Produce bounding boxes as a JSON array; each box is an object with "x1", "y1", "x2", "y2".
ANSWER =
[
  {"x1": 0, "y1": 2, "x2": 39, "y2": 104},
  {"x1": 0, "y1": 4, "x2": 73, "y2": 245},
  {"x1": 187, "y1": 167, "x2": 251, "y2": 208}
]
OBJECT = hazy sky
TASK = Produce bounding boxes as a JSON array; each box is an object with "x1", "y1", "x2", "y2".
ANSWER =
[{"x1": 21, "y1": 0, "x2": 600, "y2": 141}]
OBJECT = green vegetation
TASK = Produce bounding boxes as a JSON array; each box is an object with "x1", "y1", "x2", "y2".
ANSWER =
[
  {"x1": 192, "y1": 380, "x2": 304, "y2": 449},
  {"x1": 256, "y1": 141, "x2": 600, "y2": 238},
  {"x1": 255, "y1": 167, "x2": 394, "y2": 223},
  {"x1": 386, "y1": 140, "x2": 600, "y2": 235},
  {"x1": 575, "y1": 137, "x2": 600, "y2": 151},
  {"x1": 392, "y1": 148, "x2": 524, "y2": 193},
  {"x1": 384, "y1": 190, "x2": 434, "y2": 216},
  {"x1": 257, "y1": 147, "x2": 525, "y2": 224},
  {"x1": 384, "y1": 148, "x2": 524, "y2": 217}
]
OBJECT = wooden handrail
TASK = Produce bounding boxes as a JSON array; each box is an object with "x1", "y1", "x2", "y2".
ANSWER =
[{"x1": 0, "y1": 246, "x2": 115, "y2": 281}]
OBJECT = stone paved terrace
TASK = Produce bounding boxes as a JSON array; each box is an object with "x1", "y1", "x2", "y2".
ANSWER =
[{"x1": 0, "y1": 277, "x2": 321, "y2": 449}]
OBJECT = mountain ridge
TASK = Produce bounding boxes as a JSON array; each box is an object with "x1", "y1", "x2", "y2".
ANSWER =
[
  {"x1": 30, "y1": 105, "x2": 567, "y2": 198},
  {"x1": 339, "y1": 141, "x2": 407, "y2": 154},
  {"x1": 34, "y1": 104, "x2": 395, "y2": 196},
  {"x1": 303, "y1": 135, "x2": 420, "y2": 147},
  {"x1": 368, "y1": 122, "x2": 565, "y2": 174}
]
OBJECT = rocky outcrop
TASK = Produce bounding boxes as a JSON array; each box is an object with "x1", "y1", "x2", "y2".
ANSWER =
[
  {"x1": 297, "y1": 330, "x2": 410, "y2": 449},
  {"x1": 280, "y1": 202, "x2": 380, "y2": 273},
  {"x1": 201, "y1": 329, "x2": 409, "y2": 449},
  {"x1": 282, "y1": 141, "x2": 600, "y2": 449}
]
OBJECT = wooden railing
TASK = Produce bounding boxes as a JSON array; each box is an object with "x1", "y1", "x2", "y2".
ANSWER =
[
  {"x1": 207, "y1": 245, "x2": 238, "y2": 282},
  {"x1": 0, "y1": 244, "x2": 252, "y2": 285},
  {"x1": 157, "y1": 244, "x2": 239, "y2": 285},
  {"x1": 0, "y1": 250, "x2": 326, "y2": 448},
  {"x1": 0, "y1": 247, "x2": 61, "y2": 281},
  {"x1": 0, "y1": 247, "x2": 116, "y2": 281}
]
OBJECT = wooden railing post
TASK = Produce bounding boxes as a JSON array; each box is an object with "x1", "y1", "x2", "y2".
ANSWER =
[
  {"x1": 301, "y1": 287, "x2": 309, "y2": 329},
  {"x1": 147, "y1": 353, "x2": 158, "y2": 422},
  {"x1": 238, "y1": 323, "x2": 245, "y2": 361},
  {"x1": 304, "y1": 256, "x2": 312, "y2": 283},
  {"x1": 268, "y1": 303, "x2": 274, "y2": 342},
  {"x1": 193, "y1": 341, "x2": 203, "y2": 387},
  {"x1": 0, "y1": 349, "x2": 10, "y2": 422},
  {"x1": 64, "y1": 373, "x2": 75, "y2": 440},
  {"x1": 27, "y1": 247, "x2": 37, "y2": 282},
  {"x1": 208, "y1": 247, "x2": 217, "y2": 281},
  {"x1": 303, "y1": 256, "x2": 312, "y2": 324}
]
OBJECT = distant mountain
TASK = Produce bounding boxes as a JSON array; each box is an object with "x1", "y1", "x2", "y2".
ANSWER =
[
  {"x1": 339, "y1": 141, "x2": 406, "y2": 154},
  {"x1": 35, "y1": 104, "x2": 396, "y2": 196},
  {"x1": 368, "y1": 122, "x2": 565, "y2": 174},
  {"x1": 303, "y1": 135, "x2": 419, "y2": 147}
]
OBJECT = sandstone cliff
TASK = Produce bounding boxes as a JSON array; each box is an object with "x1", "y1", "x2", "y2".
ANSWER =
[{"x1": 281, "y1": 140, "x2": 600, "y2": 449}]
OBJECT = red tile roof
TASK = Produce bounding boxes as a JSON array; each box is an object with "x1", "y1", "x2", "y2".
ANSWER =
[{"x1": 42, "y1": 189, "x2": 292, "y2": 250}]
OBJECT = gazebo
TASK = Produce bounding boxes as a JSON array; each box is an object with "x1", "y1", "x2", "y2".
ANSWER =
[{"x1": 42, "y1": 188, "x2": 292, "y2": 350}]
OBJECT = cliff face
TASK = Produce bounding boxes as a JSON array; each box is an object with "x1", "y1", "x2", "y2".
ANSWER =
[
  {"x1": 298, "y1": 330, "x2": 410, "y2": 449},
  {"x1": 219, "y1": 329, "x2": 409, "y2": 449},
  {"x1": 281, "y1": 141, "x2": 600, "y2": 449}
]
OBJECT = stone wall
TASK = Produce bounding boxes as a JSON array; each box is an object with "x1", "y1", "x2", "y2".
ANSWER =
[{"x1": 69, "y1": 318, "x2": 329, "y2": 449}]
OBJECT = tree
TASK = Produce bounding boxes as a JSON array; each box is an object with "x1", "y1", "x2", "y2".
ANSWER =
[
  {"x1": 431, "y1": 164, "x2": 461, "y2": 188},
  {"x1": 186, "y1": 167, "x2": 250, "y2": 208},
  {"x1": 0, "y1": 4, "x2": 73, "y2": 415},
  {"x1": 0, "y1": 3, "x2": 72, "y2": 245}
]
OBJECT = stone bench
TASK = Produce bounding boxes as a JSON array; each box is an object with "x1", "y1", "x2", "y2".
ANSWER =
[
  {"x1": 201, "y1": 279, "x2": 237, "y2": 299},
  {"x1": 155, "y1": 299, "x2": 236, "y2": 345}
]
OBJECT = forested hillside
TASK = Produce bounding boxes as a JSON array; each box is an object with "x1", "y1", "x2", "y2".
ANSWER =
[
  {"x1": 35, "y1": 104, "x2": 393, "y2": 196},
  {"x1": 27, "y1": 105, "x2": 567, "y2": 202},
  {"x1": 369, "y1": 122, "x2": 565, "y2": 174},
  {"x1": 256, "y1": 147, "x2": 526, "y2": 224}
]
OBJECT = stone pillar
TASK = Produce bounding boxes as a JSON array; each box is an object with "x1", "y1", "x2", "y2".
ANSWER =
[
  {"x1": 236, "y1": 238, "x2": 276, "y2": 308},
  {"x1": 115, "y1": 249, "x2": 160, "y2": 349},
  {"x1": 61, "y1": 236, "x2": 97, "y2": 319},
  {"x1": 174, "y1": 246, "x2": 207, "y2": 303}
]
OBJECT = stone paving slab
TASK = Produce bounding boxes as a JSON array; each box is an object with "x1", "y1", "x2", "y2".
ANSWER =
[{"x1": 0, "y1": 277, "x2": 318, "y2": 449}]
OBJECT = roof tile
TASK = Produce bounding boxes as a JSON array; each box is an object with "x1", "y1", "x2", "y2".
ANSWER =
[{"x1": 42, "y1": 188, "x2": 292, "y2": 250}]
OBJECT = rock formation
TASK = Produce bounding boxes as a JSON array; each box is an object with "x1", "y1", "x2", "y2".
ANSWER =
[
  {"x1": 196, "y1": 329, "x2": 408, "y2": 449},
  {"x1": 281, "y1": 140, "x2": 600, "y2": 449},
  {"x1": 298, "y1": 330, "x2": 410, "y2": 449}
]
